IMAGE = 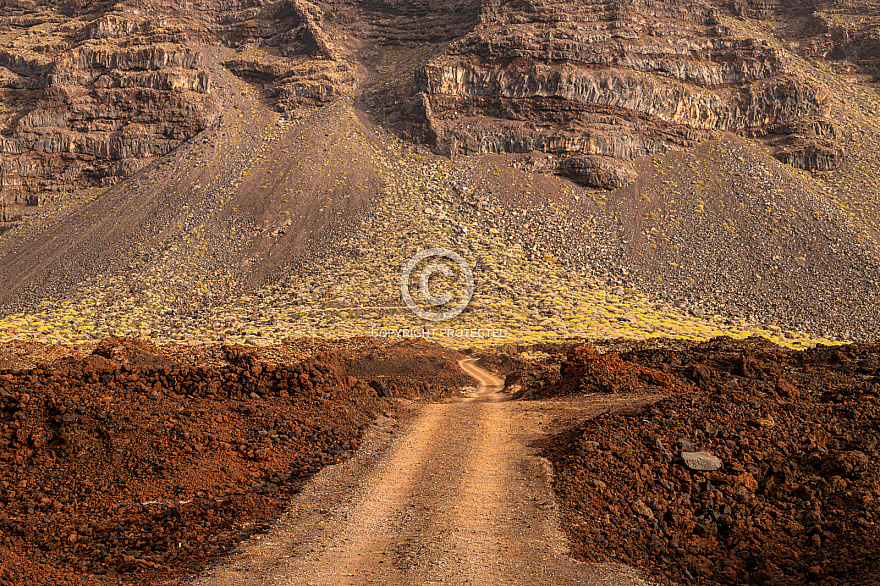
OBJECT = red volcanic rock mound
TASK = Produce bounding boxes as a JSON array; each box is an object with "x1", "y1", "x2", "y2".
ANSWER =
[
  {"x1": 514, "y1": 343, "x2": 692, "y2": 399},
  {"x1": 91, "y1": 336, "x2": 178, "y2": 370},
  {"x1": 337, "y1": 337, "x2": 472, "y2": 397},
  {"x1": 543, "y1": 337, "x2": 880, "y2": 585},
  {"x1": 0, "y1": 338, "x2": 438, "y2": 586},
  {"x1": 557, "y1": 345, "x2": 691, "y2": 396}
]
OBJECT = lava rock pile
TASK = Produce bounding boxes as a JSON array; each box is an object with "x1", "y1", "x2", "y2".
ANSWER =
[
  {"x1": 0, "y1": 339, "x2": 406, "y2": 586},
  {"x1": 543, "y1": 337, "x2": 880, "y2": 585}
]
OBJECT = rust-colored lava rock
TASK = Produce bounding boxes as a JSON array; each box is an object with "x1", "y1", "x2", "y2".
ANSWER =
[
  {"x1": 0, "y1": 339, "x2": 414, "y2": 586},
  {"x1": 542, "y1": 337, "x2": 880, "y2": 585},
  {"x1": 556, "y1": 345, "x2": 690, "y2": 397},
  {"x1": 337, "y1": 337, "x2": 472, "y2": 399},
  {"x1": 514, "y1": 343, "x2": 691, "y2": 399}
]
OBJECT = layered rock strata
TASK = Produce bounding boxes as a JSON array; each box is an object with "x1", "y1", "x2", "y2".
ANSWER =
[
  {"x1": 0, "y1": 0, "x2": 870, "y2": 201},
  {"x1": 411, "y1": 0, "x2": 839, "y2": 186},
  {"x1": 0, "y1": 0, "x2": 353, "y2": 206}
]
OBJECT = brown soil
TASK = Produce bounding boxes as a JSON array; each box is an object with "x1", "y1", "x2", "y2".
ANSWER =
[
  {"x1": 0, "y1": 341, "x2": 92, "y2": 372},
  {"x1": 532, "y1": 337, "x2": 880, "y2": 585}
]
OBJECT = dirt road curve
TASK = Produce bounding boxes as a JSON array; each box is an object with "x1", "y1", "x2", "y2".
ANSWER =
[{"x1": 194, "y1": 359, "x2": 653, "y2": 586}]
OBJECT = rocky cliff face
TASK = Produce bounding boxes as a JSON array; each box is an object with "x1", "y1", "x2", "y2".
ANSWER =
[
  {"x1": 0, "y1": 4, "x2": 216, "y2": 204},
  {"x1": 406, "y1": 0, "x2": 840, "y2": 186},
  {"x1": 0, "y1": 0, "x2": 353, "y2": 206},
  {"x1": 0, "y1": 0, "x2": 871, "y2": 204},
  {"x1": 731, "y1": 0, "x2": 880, "y2": 69}
]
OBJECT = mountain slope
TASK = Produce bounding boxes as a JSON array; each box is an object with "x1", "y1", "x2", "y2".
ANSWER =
[{"x1": 1, "y1": 0, "x2": 880, "y2": 345}]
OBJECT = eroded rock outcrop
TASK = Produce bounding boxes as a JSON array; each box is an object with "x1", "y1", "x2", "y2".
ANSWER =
[
  {"x1": 0, "y1": 0, "x2": 354, "y2": 205},
  {"x1": 731, "y1": 0, "x2": 880, "y2": 72},
  {"x1": 0, "y1": 0, "x2": 871, "y2": 200},
  {"x1": 408, "y1": 0, "x2": 840, "y2": 187},
  {"x1": 0, "y1": 7, "x2": 218, "y2": 204}
]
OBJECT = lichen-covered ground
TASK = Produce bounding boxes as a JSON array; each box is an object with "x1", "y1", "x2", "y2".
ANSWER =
[{"x1": 0, "y1": 104, "x2": 835, "y2": 350}]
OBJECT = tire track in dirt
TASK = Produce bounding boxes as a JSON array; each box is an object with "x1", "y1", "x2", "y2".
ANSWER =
[{"x1": 194, "y1": 360, "x2": 655, "y2": 585}]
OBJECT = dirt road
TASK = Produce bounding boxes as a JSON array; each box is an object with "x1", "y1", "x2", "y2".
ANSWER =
[{"x1": 194, "y1": 359, "x2": 653, "y2": 585}]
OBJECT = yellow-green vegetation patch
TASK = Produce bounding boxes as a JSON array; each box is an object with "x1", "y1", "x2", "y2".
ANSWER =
[{"x1": 0, "y1": 119, "x2": 839, "y2": 351}]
